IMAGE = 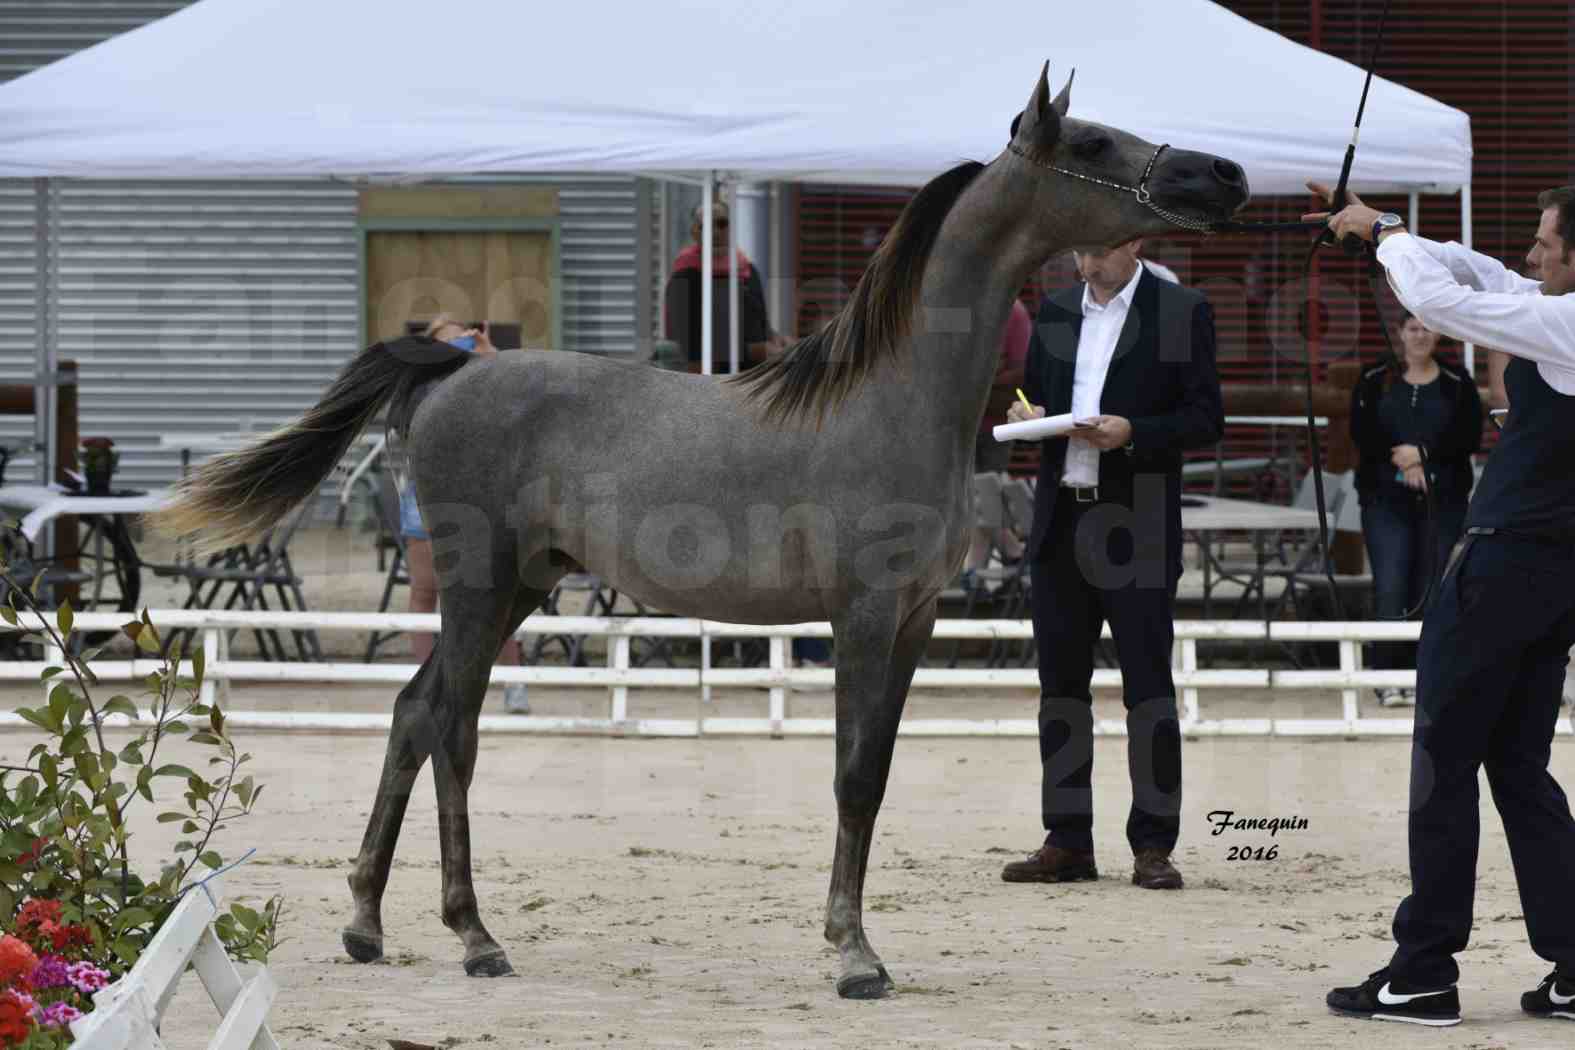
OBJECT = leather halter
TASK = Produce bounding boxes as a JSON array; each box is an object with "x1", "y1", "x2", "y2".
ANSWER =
[{"x1": 1007, "y1": 140, "x2": 1217, "y2": 234}]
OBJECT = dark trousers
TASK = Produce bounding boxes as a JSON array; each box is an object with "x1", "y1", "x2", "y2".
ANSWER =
[
  {"x1": 1361, "y1": 491, "x2": 1468, "y2": 670},
  {"x1": 1389, "y1": 531, "x2": 1575, "y2": 986},
  {"x1": 1030, "y1": 486, "x2": 1182, "y2": 853}
]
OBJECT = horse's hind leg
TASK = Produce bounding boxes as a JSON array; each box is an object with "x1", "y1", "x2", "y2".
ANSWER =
[
  {"x1": 433, "y1": 583, "x2": 552, "y2": 977},
  {"x1": 343, "y1": 654, "x2": 444, "y2": 963},
  {"x1": 823, "y1": 598, "x2": 935, "y2": 999}
]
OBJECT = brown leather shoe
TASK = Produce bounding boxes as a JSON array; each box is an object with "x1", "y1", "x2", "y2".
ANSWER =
[
  {"x1": 1132, "y1": 848, "x2": 1184, "y2": 890},
  {"x1": 1000, "y1": 842, "x2": 1098, "y2": 883}
]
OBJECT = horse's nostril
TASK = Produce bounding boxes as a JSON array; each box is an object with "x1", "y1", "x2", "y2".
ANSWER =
[{"x1": 1212, "y1": 159, "x2": 1243, "y2": 185}]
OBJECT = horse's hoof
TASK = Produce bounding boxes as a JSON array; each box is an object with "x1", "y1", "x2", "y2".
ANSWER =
[
  {"x1": 836, "y1": 965, "x2": 893, "y2": 1000},
  {"x1": 464, "y1": 949, "x2": 516, "y2": 978},
  {"x1": 341, "y1": 929, "x2": 384, "y2": 964}
]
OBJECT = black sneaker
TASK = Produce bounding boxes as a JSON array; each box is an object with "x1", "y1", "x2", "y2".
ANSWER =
[
  {"x1": 1522, "y1": 969, "x2": 1575, "y2": 1020},
  {"x1": 1327, "y1": 967, "x2": 1461, "y2": 1027}
]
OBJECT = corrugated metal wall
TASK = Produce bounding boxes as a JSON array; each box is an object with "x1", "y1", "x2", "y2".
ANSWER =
[{"x1": 0, "y1": 2, "x2": 648, "y2": 492}]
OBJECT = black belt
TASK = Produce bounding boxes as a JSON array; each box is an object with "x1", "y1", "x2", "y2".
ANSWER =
[{"x1": 1059, "y1": 484, "x2": 1101, "y2": 503}]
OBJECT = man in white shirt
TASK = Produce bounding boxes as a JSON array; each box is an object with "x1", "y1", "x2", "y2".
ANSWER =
[
  {"x1": 999, "y1": 239, "x2": 1223, "y2": 892},
  {"x1": 1308, "y1": 183, "x2": 1575, "y2": 1028}
]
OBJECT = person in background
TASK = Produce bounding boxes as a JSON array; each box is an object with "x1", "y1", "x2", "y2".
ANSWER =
[
  {"x1": 663, "y1": 201, "x2": 786, "y2": 374},
  {"x1": 1350, "y1": 311, "x2": 1482, "y2": 707},
  {"x1": 399, "y1": 314, "x2": 532, "y2": 714},
  {"x1": 963, "y1": 298, "x2": 1033, "y2": 588}
]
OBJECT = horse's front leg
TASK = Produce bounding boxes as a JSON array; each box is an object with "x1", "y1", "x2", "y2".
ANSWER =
[{"x1": 823, "y1": 599, "x2": 933, "y2": 999}]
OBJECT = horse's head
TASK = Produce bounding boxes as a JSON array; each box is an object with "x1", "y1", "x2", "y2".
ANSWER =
[{"x1": 1007, "y1": 63, "x2": 1250, "y2": 248}]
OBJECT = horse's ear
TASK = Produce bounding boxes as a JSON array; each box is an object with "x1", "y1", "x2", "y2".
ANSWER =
[
  {"x1": 1051, "y1": 69, "x2": 1074, "y2": 118},
  {"x1": 1014, "y1": 61, "x2": 1060, "y2": 148}
]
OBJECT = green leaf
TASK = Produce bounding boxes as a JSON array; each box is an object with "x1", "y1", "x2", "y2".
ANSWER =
[
  {"x1": 193, "y1": 644, "x2": 206, "y2": 687},
  {"x1": 210, "y1": 706, "x2": 225, "y2": 735},
  {"x1": 103, "y1": 695, "x2": 139, "y2": 720},
  {"x1": 156, "y1": 811, "x2": 187, "y2": 823},
  {"x1": 0, "y1": 605, "x2": 16, "y2": 626},
  {"x1": 135, "y1": 622, "x2": 161, "y2": 654},
  {"x1": 113, "y1": 907, "x2": 155, "y2": 932},
  {"x1": 189, "y1": 731, "x2": 222, "y2": 746},
  {"x1": 198, "y1": 850, "x2": 223, "y2": 870},
  {"x1": 136, "y1": 765, "x2": 154, "y2": 803},
  {"x1": 39, "y1": 666, "x2": 62, "y2": 681},
  {"x1": 165, "y1": 721, "x2": 189, "y2": 735},
  {"x1": 14, "y1": 706, "x2": 55, "y2": 734},
  {"x1": 56, "y1": 599, "x2": 72, "y2": 637},
  {"x1": 154, "y1": 764, "x2": 196, "y2": 780},
  {"x1": 118, "y1": 740, "x2": 145, "y2": 765}
]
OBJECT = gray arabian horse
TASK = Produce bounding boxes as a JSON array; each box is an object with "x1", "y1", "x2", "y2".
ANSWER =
[{"x1": 155, "y1": 65, "x2": 1248, "y2": 999}]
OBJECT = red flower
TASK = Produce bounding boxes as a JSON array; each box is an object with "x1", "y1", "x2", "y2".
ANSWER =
[
  {"x1": 15, "y1": 898, "x2": 61, "y2": 931},
  {"x1": 0, "y1": 936, "x2": 37, "y2": 987},
  {"x1": 0, "y1": 991, "x2": 33, "y2": 1047}
]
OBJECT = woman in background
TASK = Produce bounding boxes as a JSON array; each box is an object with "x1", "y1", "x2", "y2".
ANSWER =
[{"x1": 1350, "y1": 311, "x2": 1483, "y2": 707}]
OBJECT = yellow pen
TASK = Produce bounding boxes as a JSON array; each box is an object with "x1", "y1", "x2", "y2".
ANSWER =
[{"x1": 1015, "y1": 387, "x2": 1034, "y2": 414}]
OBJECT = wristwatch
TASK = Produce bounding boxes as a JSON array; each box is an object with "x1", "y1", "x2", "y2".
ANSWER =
[{"x1": 1372, "y1": 212, "x2": 1405, "y2": 242}]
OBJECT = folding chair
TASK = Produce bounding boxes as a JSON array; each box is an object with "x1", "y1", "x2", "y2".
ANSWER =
[
  {"x1": 364, "y1": 470, "x2": 412, "y2": 661},
  {"x1": 154, "y1": 501, "x2": 322, "y2": 662}
]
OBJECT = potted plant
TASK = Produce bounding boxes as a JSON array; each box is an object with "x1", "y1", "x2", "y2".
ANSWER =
[{"x1": 78, "y1": 438, "x2": 117, "y2": 496}]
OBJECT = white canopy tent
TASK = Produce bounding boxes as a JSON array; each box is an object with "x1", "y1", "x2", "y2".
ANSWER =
[{"x1": 0, "y1": 0, "x2": 1473, "y2": 473}]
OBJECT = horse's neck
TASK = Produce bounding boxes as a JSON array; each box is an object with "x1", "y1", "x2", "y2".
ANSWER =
[{"x1": 872, "y1": 164, "x2": 1059, "y2": 455}]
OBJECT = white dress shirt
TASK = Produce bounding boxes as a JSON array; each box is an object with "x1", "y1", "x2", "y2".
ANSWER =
[
  {"x1": 1062, "y1": 261, "x2": 1145, "y2": 487},
  {"x1": 1375, "y1": 232, "x2": 1575, "y2": 394}
]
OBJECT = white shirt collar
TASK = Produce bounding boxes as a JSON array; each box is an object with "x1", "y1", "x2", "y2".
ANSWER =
[{"x1": 1080, "y1": 260, "x2": 1145, "y2": 316}]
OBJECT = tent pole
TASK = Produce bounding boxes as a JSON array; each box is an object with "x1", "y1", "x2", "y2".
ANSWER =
[
  {"x1": 1461, "y1": 184, "x2": 1474, "y2": 375},
  {"x1": 701, "y1": 177, "x2": 714, "y2": 376},
  {"x1": 727, "y1": 178, "x2": 740, "y2": 376},
  {"x1": 33, "y1": 177, "x2": 55, "y2": 494},
  {"x1": 699, "y1": 173, "x2": 714, "y2": 708}
]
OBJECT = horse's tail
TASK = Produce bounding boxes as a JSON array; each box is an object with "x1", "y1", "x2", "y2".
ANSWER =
[{"x1": 150, "y1": 337, "x2": 470, "y2": 552}]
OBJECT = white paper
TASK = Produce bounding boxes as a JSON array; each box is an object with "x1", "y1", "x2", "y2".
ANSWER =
[{"x1": 992, "y1": 413, "x2": 1088, "y2": 443}]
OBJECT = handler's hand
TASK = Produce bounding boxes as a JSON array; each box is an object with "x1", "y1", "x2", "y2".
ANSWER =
[
  {"x1": 1076, "y1": 414, "x2": 1133, "y2": 451},
  {"x1": 1391, "y1": 443, "x2": 1422, "y2": 470},
  {"x1": 1007, "y1": 401, "x2": 1045, "y2": 424},
  {"x1": 1403, "y1": 464, "x2": 1428, "y2": 492},
  {"x1": 1300, "y1": 179, "x2": 1383, "y2": 244}
]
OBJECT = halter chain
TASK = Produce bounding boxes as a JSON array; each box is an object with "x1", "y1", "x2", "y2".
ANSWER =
[{"x1": 1007, "y1": 141, "x2": 1218, "y2": 234}]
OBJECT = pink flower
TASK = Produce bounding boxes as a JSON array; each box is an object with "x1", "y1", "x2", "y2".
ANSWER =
[
  {"x1": 67, "y1": 961, "x2": 110, "y2": 995},
  {"x1": 37, "y1": 1000, "x2": 81, "y2": 1028}
]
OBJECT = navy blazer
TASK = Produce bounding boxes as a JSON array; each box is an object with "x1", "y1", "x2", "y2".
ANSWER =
[{"x1": 1020, "y1": 268, "x2": 1224, "y2": 574}]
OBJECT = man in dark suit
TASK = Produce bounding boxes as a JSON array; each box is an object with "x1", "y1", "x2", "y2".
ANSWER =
[{"x1": 1000, "y1": 239, "x2": 1223, "y2": 891}]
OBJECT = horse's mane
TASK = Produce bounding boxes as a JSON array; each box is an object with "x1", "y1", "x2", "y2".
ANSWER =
[{"x1": 727, "y1": 160, "x2": 986, "y2": 425}]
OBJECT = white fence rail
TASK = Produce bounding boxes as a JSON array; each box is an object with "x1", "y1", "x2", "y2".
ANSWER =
[
  {"x1": 68, "y1": 865, "x2": 277, "y2": 1050},
  {"x1": 0, "y1": 609, "x2": 1563, "y2": 739}
]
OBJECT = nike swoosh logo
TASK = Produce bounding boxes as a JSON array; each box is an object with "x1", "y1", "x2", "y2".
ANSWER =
[
  {"x1": 1378, "y1": 982, "x2": 1450, "y2": 1005},
  {"x1": 1550, "y1": 985, "x2": 1575, "y2": 1006}
]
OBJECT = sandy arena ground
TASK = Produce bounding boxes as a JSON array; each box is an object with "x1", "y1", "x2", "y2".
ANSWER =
[{"x1": 6, "y1": 685, "x2": 1570, "y2": 1050}]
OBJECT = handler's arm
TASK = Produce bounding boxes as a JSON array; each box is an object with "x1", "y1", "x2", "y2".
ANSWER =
[
  {"x1": 1377, "y1": 232, "x2": 1575, "y2": 392},
  {"x1": 1400, "y1": 235, "x2": 1545, "y2": 296}
]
